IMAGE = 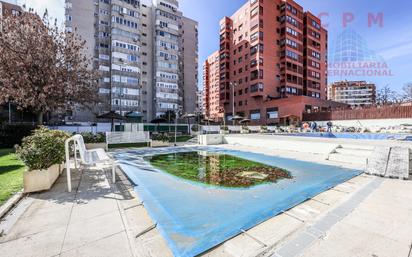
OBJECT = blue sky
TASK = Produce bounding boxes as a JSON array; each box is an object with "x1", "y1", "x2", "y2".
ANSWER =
[{"x1": 15, "y1": 0, "x2": 412, "y2": 92}]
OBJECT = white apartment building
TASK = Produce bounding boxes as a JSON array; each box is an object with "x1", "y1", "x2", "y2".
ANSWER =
[
  {"x1": 65, "y1": 0, "x2": 198, "y2": 122},
  {"x1": 328, "y1": 81, "x2": 376, "y2": 107}
]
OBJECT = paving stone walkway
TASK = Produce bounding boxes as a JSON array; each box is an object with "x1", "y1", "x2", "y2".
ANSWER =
[{"x1": 0, "y1": 165, "x2": 138, "y2": 257}]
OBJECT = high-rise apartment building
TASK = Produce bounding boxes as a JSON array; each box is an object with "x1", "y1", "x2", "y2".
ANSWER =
[
  {"x1": 181, "y1": 16, "x2": 199, "y2": 115},
  {"x1": 204, "y1": 0, "x2": 334, "y2": 125},
  {"x1": 202, "y1": 50, "x2": 222, "y2": 120},
  {"x1": 328, "y1": 81, "x2": 376, "y2": 106},
  {"x1": 65, "y1": 0, "x2": 198, "y2": 122}
]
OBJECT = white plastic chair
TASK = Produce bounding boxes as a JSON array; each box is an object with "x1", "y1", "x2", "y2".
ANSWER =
[{"x1": 65, "y1": 135, "x2": 112, "y2": 192}]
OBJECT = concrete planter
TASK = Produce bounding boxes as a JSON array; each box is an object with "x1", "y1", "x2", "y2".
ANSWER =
[
  {"x1": 220, "y1": 130, "x2": 229, "y2": 134},
  {"x1": 23, "y1": 164, "x2": 61, "y2": 193},
  {"x1": 241, "y1": 130, "x2": 250, "y2": 134},
  {"x1": 151, "y1": 140, "x2": 170, "y2": 147},
  {"x1": 86, "y1": 143, "x2": 106, "y2": 150},
  {"x1": 199, "y1": 134, "x2": 224, "y2": 145}
]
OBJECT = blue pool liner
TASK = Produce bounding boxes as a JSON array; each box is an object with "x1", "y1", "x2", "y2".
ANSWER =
[{"x1": 113, "y1": 147, "x2": 362, "y2": 257}]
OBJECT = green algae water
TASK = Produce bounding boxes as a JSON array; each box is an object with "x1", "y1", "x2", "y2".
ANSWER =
[{"x1": 147, "y1": 151, "x2": 292, "y2": 188}]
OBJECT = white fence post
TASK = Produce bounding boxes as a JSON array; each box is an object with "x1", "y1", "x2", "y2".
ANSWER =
[{"x1": 65, "y1": 138, "x2": 72, "y2": 193}]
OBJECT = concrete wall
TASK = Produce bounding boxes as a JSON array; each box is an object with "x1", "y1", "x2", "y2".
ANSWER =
[{"x1": 199, "y1": 134, "x2": 224, "y2": 145}]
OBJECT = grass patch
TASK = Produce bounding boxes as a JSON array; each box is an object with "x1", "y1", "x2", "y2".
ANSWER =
[
  {"x1": 108, "y1": 142, "x2": 151, "y2": 149},
  {"x1": 0, "y1": 149, "x2": 26, "y2": 205}
]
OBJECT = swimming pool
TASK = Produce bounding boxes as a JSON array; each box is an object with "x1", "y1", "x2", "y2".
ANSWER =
[
  {"x1": 112, "y1": 147, "x2": 362, "y2": 257},
  {"x1": 277, "y1": 132, "x2": 412, "y2": 141}
]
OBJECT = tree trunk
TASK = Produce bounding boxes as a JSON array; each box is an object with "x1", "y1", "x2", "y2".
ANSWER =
[{"x1": 36, "y1": 112, "x2": 44, "y2": 125}]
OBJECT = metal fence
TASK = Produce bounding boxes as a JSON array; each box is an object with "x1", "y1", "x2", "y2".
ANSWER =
[
  {"x1": 50, "y1": 123, "x2": 190, "y2": 134},
  {"x1": 303, "y1": 105, "x2": 412, "y2": 121}
]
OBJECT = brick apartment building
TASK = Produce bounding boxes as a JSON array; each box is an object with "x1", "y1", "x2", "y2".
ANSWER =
[
  {"x1": 203, "y1": 0, "x2": 344, "y2": 125},
  {"x1": 202, "y1": 50, "x2": 223, "y2": 120},
  {"x1": 328, "y1": 81, "x2": 376, "y2": 107}
]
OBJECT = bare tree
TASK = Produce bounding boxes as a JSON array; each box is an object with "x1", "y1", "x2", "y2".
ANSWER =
[
  {"x1": 376, "y1": 85, "x2": 403, "y2": 105},
  {"x1": 401, "y1": 83, "x2": 412, "y2": 102},
  {"x1": 0, "y1": 10, "x2": 98, "y2": 124}
]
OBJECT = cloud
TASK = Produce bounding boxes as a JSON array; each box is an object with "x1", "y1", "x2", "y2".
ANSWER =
[{"x1": 377, "y1": 40, "x2": 412, "y2": 61}]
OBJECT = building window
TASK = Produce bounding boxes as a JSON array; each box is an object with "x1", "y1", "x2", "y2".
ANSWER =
[
  {"x1": 311, "y1": 51, "x2": 321, "y2": 60},
  {"x1": 250, "y1": 110, "x2": 261, "y2": 120},
  {"x1": 266, "y1": 108, "x2": 279, "y2": 119}
]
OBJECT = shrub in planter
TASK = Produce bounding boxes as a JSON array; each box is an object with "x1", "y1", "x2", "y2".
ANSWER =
[
  {"x1": 191, "y1": 124, "x2": 199, "y2": 132},
  {"x1": 16, "y1": 127, "x2": 71, "y2": 193},
  {"x1": 151, "y1": 133, "x2": 170, "y2": 147},
  {"x1": 16, "y1": 127, "x2": 70, "y2": 170},
  {"x1": 151, "y1": 133, "x2": 170, "y2": 142},
  {"x1": 80, "y1": 132, "x2": 106, "y2": 144},
  {"x1": 219, "y1": 125, "x2": 229, "y2": 134},
  {"x1": 241, "y1": 125, "x2": 250, "y2": 133}
]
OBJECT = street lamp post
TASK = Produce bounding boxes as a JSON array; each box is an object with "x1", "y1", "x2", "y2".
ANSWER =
[
  {"x1": 174, "y1": 111, "x2": 177, "y2": 146},
  {"x1": 168, "y1": 109, "x2": 171, "y2": 133},
  {"x1": 174, "y1": 106, "x2": 179, "y2": 146},
  {"x1": 218, "y1": 107, "x2": 225, "y2": 129},
  {"x1": 120, "y1": 88, "x2": 125, "y2": 128},
  {"x1": 197, "y1": 111, "x2": 202, "y2": 136}
]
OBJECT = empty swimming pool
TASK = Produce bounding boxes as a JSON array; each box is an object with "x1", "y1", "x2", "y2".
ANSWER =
[{"x1": 112, "y1": 146, "x2": 362, "y2": 257}]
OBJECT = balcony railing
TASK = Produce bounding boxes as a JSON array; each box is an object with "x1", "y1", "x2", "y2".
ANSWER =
[{"x1": 250, "y1": 83, "x2": 264, "y2": 93}]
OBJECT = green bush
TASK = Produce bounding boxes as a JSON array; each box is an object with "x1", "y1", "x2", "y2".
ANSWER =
[
  {"x1": 151, "y1": 133, "x2": 170, "y2": 142},
  {"x1": 191, "y1": 124, "x2": 199, "y2": 132},
  {"x1": 80, "y1": 132, "x2": 106, "y2": 144},
  {"x1": 0, "y1": 124, "x2": 37, "y2": 148},
  {"x1": 16, "y1": 127, "x2": 70, "y2": 171}
]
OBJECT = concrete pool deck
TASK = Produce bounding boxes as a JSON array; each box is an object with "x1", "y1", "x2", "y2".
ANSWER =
[{"x1": 1, "y1": 136, "x2": 411, "y2": 257}]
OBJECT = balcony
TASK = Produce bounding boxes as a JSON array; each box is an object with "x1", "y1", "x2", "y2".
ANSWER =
[{"x1": 250, "y1": 83, "x2": 264, "y2": 98}]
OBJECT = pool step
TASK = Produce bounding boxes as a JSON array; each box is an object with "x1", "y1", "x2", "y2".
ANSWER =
[
  {"x1": 339, "y1": 144, "x2": 375, "y2": 151},
  {"x1": 327, "y1": 146, "x2": 373, "y2": 165},
  {"x1": 328, "y1": 153, "x2": 368, "y2": 165},
  {"x1": 334, "y1": 148, "x2": 373, "y2": 158}
]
